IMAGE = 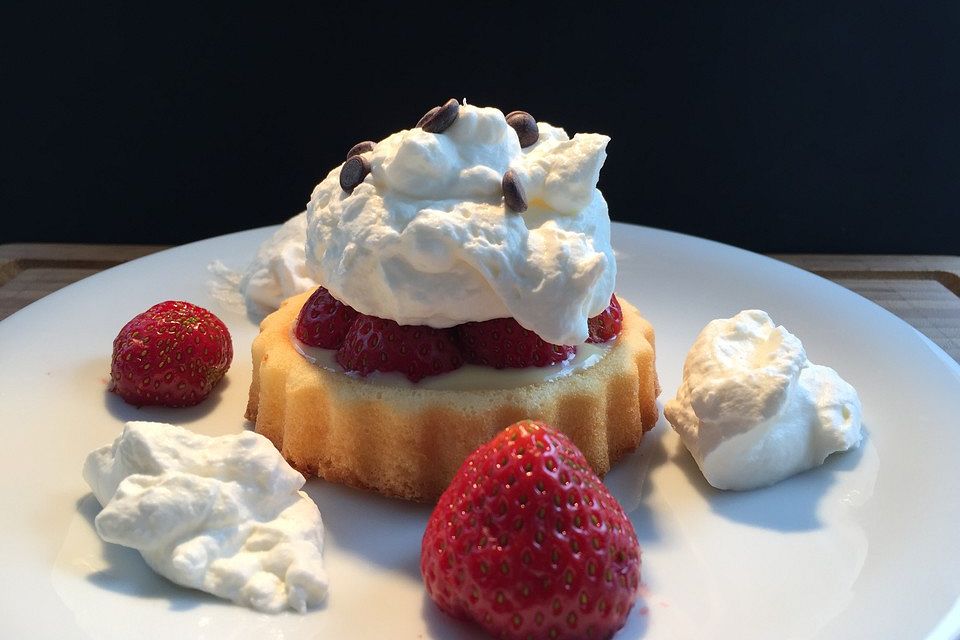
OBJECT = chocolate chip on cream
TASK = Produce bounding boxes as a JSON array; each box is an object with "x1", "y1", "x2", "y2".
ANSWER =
[
  {"x1": 506, "y1": 110, "x2": 539, "y2": 148},
  {"x1": 338, "y1": 154, "x2": 371, "y2": 192},
  {"x1": 415, "y1": 105, "x2": 439, "y2": 128},
  {"x1": 418, "y1": 98, "x2": 460, "y2": 133},
  {"x1": 346, "y1": 140, "x2": 376, "y2": 160},
  {"x1": 502, "y1": 168, "x2": 529, "y2": 212}
]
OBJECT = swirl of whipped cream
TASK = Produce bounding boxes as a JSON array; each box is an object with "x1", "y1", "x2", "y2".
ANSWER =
[
  {"x1": 240, "y1": 213, "x2": 319, "y2": 313},
  {"x1": 304, "y1": 103, "x2": 615, "y2": 346},
  {"x1": 665, "y1": 310, "x2": 863, "y2": 491}
]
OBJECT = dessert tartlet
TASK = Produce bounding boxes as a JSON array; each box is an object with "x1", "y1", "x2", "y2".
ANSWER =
[{"x1": 244, "y1": 100, "x2": 660, "y2": 501}]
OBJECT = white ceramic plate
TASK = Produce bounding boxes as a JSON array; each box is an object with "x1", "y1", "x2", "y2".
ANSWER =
[{"x1": 1, "y1": 223, "x2": 959, "y2": 640}]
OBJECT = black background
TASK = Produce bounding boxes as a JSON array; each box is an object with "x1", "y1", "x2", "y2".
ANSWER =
[{"x1": 3, "y1": 2, "x2": 958, "y2": 253}]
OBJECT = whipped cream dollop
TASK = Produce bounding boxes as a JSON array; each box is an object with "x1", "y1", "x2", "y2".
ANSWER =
[
  {"x1": 304, "y1": 103, "x2": 615, "y2": 345},
  {"x1": 240, "y1": 212, "x2": 319, "y2": 313},
  {"x1": 83, "y1": 422, "x2": 328, "y2": 613},
  {"x1": 664, "y1": 310, "x2": 863, "y2": 491}
]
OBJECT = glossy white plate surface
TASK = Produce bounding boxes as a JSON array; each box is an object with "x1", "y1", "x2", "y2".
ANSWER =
[{"x1": 1, "y1": 223, "x2": 958, "y2": 639}]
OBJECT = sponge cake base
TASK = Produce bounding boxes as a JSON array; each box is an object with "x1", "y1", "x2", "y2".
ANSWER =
[{"x1": 246, "y1": 291, "x2": 660, "y2": 502}]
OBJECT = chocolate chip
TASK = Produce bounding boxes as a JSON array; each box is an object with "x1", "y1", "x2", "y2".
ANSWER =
[
  {"x1": 415, "y1": 106, "x2": 439, "y2": 128},
  {"x1": 346, "y1": 140, "x2": 376, "y2": 160},
  {"x1": 339, "y1": 155, "x2": 371, "y2": 193},
  {"x1": 502, "y1": 169, "x2": 528, "y2": 212},
  {"x1": 419, "y1": 98, "x2": 460, "y2": 133},
  {"x1": 506, "y1": 111, "x2": 539, "y2": 148}
]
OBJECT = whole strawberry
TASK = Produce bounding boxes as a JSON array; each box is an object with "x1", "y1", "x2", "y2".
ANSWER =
[
  {"x1": 110, "y1": 301, "x2": 233, "y2": 407},
  {"x1": 421, "y1": 420, "x2": 641, "y2": 640}
]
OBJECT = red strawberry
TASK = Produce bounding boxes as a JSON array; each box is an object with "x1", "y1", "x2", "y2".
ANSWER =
[
  {"x1": 110, "y1": 301, "x2": 232, "y2": 407},
  {"x1": 587, "y1": 295, "x2": 623, "y2": 344},
  {"x1": 294, "y1": 286, "x2": 358, "y2": 349},
  {"x1": 336, "y1": 314, "x2": 463, "y2": 382},
  {"x1": 457, "y1": 318, "x2": 575, "y2": 368},
  {"x1": 421, "y1": 420, "x2": 641, "y2": 640}
]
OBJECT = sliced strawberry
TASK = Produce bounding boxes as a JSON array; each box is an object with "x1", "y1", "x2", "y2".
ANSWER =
[
  {"x1": 336, "y1": 314, "x2": 463, "y2": 382},
  {"x1": 294, "y1": 286, "x2": 359, "y2": 349},
  {"x1": 587, "y1": 294, "x2": 623, "y2": 344},
  {"x1": 110, "y1": 300, "x2": 233, "y2": 407},
  {"x1": 421, "y1": 420, "x2": 642, "y2": 640},
  {"x1": 456, "y1": 318, "x2": 575, "y2": 368}
]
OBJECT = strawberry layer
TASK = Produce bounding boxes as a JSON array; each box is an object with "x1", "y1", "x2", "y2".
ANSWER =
[{"x1": 294, "y1": 287, "x2": 621, "y2": 383}]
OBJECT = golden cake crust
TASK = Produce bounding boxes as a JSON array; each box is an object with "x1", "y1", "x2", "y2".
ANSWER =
[{"x1": 246, "y1": 291, "x2": 660, "y2": 502}]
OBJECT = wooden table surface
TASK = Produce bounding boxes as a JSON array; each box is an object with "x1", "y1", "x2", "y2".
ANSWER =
[{"x1": 3, "y1": 243, "x2": 959, "y2": 363}]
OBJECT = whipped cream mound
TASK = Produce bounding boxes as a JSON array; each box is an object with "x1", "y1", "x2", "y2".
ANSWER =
[
  {"x1": 83, "y1": 422, "x2": 328, "y2": 613},
  {"x1": 305, "y1": 103, "x2": 615, "y2": 346},
  {"x1": 664, "y1": 310, "x2": 863, "y2": 491},
  {"x1": 240, "y1": 212, "x2": 319, "y2": 314}
]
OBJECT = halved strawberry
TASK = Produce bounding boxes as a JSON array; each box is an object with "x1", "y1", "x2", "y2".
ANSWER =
[
  {"x1": 456, "y1": 318, "x2": 575, "y2": 368},
  {"x1": 587, "y1": 294, "x2": 623, "y2": 344},
  {"x1": 336, "y1": 314, "x2": 463, "y2": 382},
  {"x1": 294, "y1": 286, "x2": 359, "y2": 349},
  {"x1": 421, "y1": 420, "x2": 642, "y2": 640}
]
